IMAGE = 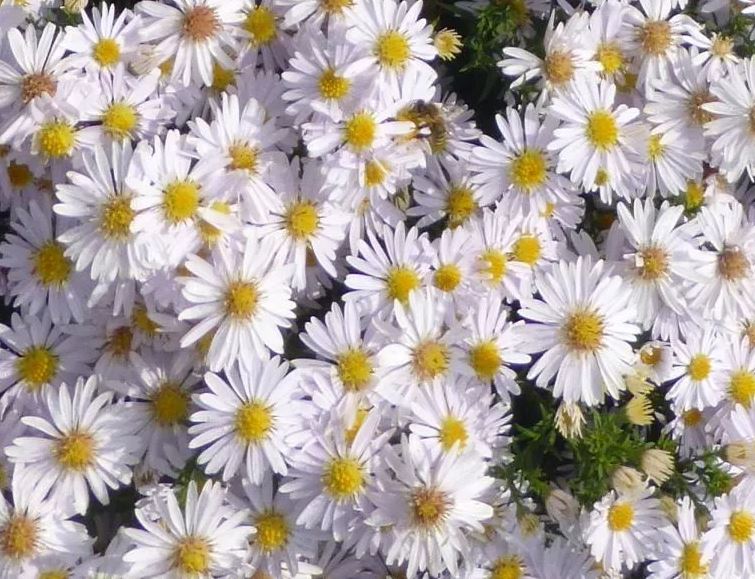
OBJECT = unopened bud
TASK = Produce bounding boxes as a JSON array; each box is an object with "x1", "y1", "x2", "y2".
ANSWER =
[
  {"x1": 625, "y1": 395, "x2": 654, "y2": 426},
  {"x1": 641, "y1": 448, "x2": 675, "y2": 485},
  {"x1": 658, "y1": 494, "x2": 679, "y2": 522},
  {"x1": 611, "y1": 466, "x2": 645, "y2": 496},
  {"x1": 725, "y1": 442, "x2": 755, "y2": 470},
  {"x1": 64, "y1": 0, "x2": 89, "y2": 13},
  {"x1": 555, "y1": 402, "x2": 585, "y2": 439},
  {"x1": 434, "y1": 29, "x2": 462, "y2": 61},
  {"x1": 545, "y1": 487, "x2": 579, "y2": 527}
]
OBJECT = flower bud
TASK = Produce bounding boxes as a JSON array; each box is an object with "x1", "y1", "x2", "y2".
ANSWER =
[
  {"x1": 64, "y1": 0, "x2": 89, "y2": 13},
  {"x1": 555, "y1": 402, "x2": 585, "y2": 439},
  {"x1": 545, "y1": 487, "x2": 579, "y2": 527},
  {"x1": 641, "y1": 448, "x2": 674, "y2": 485},
  {"x1": 725, "y1": 442, "x2": 755, "y2": 470},
  {"x1": 434, "y1": 29, "x2": 462, "y2": 61},
  {"x1": 625, "y1": 394, "x2": 654, "y2": 426},
  {"x1": 611, "y1": 466, "x2": 645, "y2": 495}
]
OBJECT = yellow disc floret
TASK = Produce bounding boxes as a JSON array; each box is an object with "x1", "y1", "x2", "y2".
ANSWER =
[
  {"x1": 16, "y1": 346, "x2": 58, "y2": 390},
  {"x1": 322, "y1": 457, "x2": 364, "y2": 500},
  {"x1": 173, "y1": 536, "x2": 211, "y2": 574},
  {"x1": 33, "y1": 241, "x2": 71, "y2": 287},
  {"x1": 385, "y1": 266, "x2": 420, "y2": 304},
  {"x1": 337, "y1": 348, "x2": 373, "y2": 392},
  {"x1": 285, "y1": 201, "x2": 320, "y2": 240},
  {"x1": 375, "y1": 31, "x2": 411, "y2": 70},
  {"x1": 38, "y1": 120, "x2": 75, "y2": 159},
  {"x1": 235, "y1": 401, "x2": 273, "y2": 443},
  {"x1": 100, "y1": 196, "x2": 134, "y2": 240},
  {"x1": 254, "y1": 511, "x2": 289, "y2": 553},
  {"x1": 411, "y1": 341, "x2": 449, "y2": 382},
  {"x1": 102, "y1": 102, "x2": 138, "y2": 141},
  {"x1": 607, "y1": 502, "x2": 634, "y2": 532},
  {"x1": 163, "y1": 180, "x2": 200, "y2": 224},
  {"x1": 55, "y1": 430, "x2": 95, "y2": 471},
  {"x1": 92, "y1": 38, "x2": 121, "y2": 68},
  {"x1": 438, "y1": 416, "x2": 468, "y2": 452},
  {"x1": 510, "y1": 149, "x2": 546, "y2": 192},
  {"x1": 318, "y1": 69, "x2": 351, "y2": 101},
  {"x1": 151, "y1": 382, "x2": 190, "y2": 426},
  {"x1": 0, "y1": 515, "x2": 38, "y2": 561},
  {"x1": 562, "y1": 310, "x2": 604, "y2": 353},
  {"x1": 586, "y1": 110, "x2": 619, "y2": 151},
  {"x1": 469, "y1": 341, "x2": 502, "y2": 381},
  {"x1": 244, "y1": 6, "x2": 277, "y2": 46},
  {"x1": 343, "y1": 112, "x2": 377, "y2": 152}
]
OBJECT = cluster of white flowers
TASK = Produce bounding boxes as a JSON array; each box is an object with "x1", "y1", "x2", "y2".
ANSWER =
[{"x1": 2, "y1": 0, "x2": 755, "y2": 576}]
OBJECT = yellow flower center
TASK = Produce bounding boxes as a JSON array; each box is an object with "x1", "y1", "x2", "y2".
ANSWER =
[
  {"x1": 510, "y1": 149, "x2": 547, "y2": 192},
  {"x1": 639, "y1": 20, "x2": 672, "y2": 56},
  {"x1": 682, "y1": 408, "x2": 703, "y2": 427},
  {"x1": 439, "y1": 416, "x2": 468, "y2": 452},
  {"x1": 7, "y1": 162, "x2": 33, "y2": 188},
  {"x1": 254, "y1": 511, "x2": 288, "y2": 553},
  {"x1": 163, "y1": 180, "x2": 200, "y2": 224},
  {"x1": 513, "y1": 234, "x2": 541, "y2": 266},
  {"x1": 687, "y1": 354, "x2": 711, "y2": 381},
  {"x1": 285, "y1": 201, "x2": 320, "y2": 240},
  {"x1": 151, "y1": 382, "x2": 189, "y2": 426},
  {"x1": 38, "y1": 121, "x2": 75, "y2": 158},
  {"x1": 607, "y1": 502, "x2": 634, "y2": 532},
  {"x1": 688, "y1": 91, "x2": 713, "y2": 126},
  {"x1": 411, "y1": 487, "x2": 449, "y2": 528},
  {"x1": 102, "y1": 102, "x2": 138, "y2": 141},
  {"x1": 585, "y1": 110, "x2": 619, "y2": 151},
  {"x1": 224, "y1": 280, "x2": 259, "y2": 320},
  {"x1": 364, "y1": 159, "x2": 387, "y2": 187},
  {"x1": 16, "y1": 346, "x2": 58, "y2": 389},
  {"x1": 562, "y1": 310, "x2": 604, "y2": 352},
  {"x1": 0, "y1": 515, "x2": 38, "y2": 561},
  {"x1": 173, "y1": 536, "x2": 211, "y2": 574},
  {"x1": 343, "y1": 112, "x2": 377, "y2": 152},
  {"x1": 446, "y1": 186, "x2": 476, "y2": 228},
  {"x1": 228, "y1": 142, "x2": 258, "y2": 172},
  {"x1": 322, "y1": 457, "x2": 364, "y2": 500},
  {"x1": 480, "y1": 249, "x2": 507, "y2": 284},
  {"x1": 640, "y1": 346, "x2": 663, "y2": 367},
  {"x1": 375, "y1": 31, "x2": 411, "y2": 70},
  {"x1": 33, "y1": 241, "x2": 71, "y2": 287},
  {"x1": 320, "y1": 0, "x2": 353, "y2": 13},
  {"x1": 433, "y1": 263, "x2": 462, "y2": 293},
  {"x1": 318, "y1": 68, "x2": 351, "y2": 101},
  {"x1": 212, "y1": 63, "x2": 235, "y2": 92},
  {"x1": 637, "y1": 245, "x2": 669, "y2": 280},
  {"x1": 183, "y1": 5, "x2": 219, "y2": 42},
  {"x1": 718, "y1": 247, "x2": 750, "y2": 281},
  {"x1": 469, "y1": 340, "x2": 502, "y2": 381},
  {"x1": 244, "y1": 6, "x2": 277, "y2": 46},
  {"x1": 411, "y1": 341, "x2": 449, "y2": 382},
  {"x1": 730, "y1": 370, "x2": 755, "y2": 408},
  {"x1": 107, "y1": 326, "x2": 133, "y2": 359},
  {"x1": 544, "y1": 50, "x2": 574, "y2": 86},
  {"x1": 132, "y1": 306, "x2": 159, "y2": 337},
  {"x1": 100, "y1": 196, "x2": 134, "y2": 240},
  {"x1": 596, "y1": 42, "x2": 624, "y2": 75},
  {"x1": 385, "y1": 266, "x2": 420, "y2": 304},
  {"x1": 20, "y1": 72, "x2": 56, "y2": 105},
  {"x1": 337, "y1": 348, "x2": 373, "y2": 392},
  {"x1": 647, "y1": 134, "x2": 665, "y2": 160},
  {"x1": 490, "y1": 555, "x2": 524, "y2": 579},
  {"x1": 680, "y1": 542, "x2": 708, "y2": 577},
  {"x1": 92, "y1": 38, "x2": 121, "y2": 68},
  {"x1": 55, "y1": 431, "x2": 95, "y2": 471},
  {"x1": 728, "y1": 511, "x2": 755, "y2": 543},
  {"x1": 39, "y1": 571, "x2": 69, "y2": 579},
  {"x1": 235, "y1": 401, "x2": 273, "y2": 443}
]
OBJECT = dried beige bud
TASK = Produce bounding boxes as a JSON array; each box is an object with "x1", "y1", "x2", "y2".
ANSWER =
[
  {"x1": 611, "y1": 466, "x2": 645, "y2": 495},
  {"x1": 725, "y1": 441, "x2": 755, "y2": 470},
  {"x1": 641, "y1": 448, "x2": 675, "y2": 485},
  {"x1": 434, "y1": 29, "x2": 462, "y2": 61},
  {"x1": 545, "y1": 487, "x2": 579, "y2": 528},
  {"x1": 64, "y1": 0, "x2": 89, "y2": 14},
  {"x1": 625, "y1": 394, "x2": 654, "y2": 426},
  {"x1": 555, "y1": 402, "x2": 585, "y2": 439}
]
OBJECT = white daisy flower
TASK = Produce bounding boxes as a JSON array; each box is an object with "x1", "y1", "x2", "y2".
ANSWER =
[
  {"x1": 54, "y1": 142, "x2": 159, "y2": 303},
  {"x1": 0, "y1": 476, "x2": 93, "y2": 577},
  {"x1": 178, "y1": 234, "x2": 295, "y2": 369},
  {"x1": 129, "y1": 130, "x2": 225, "y2": 269},
  {"x1": 296, "y1": 301, "x2": 381, "y2": 399},
  {"x1": 368, "y1": 434, "x2": 494, "y2": 577},
  {"x1": 704, "y1": 57, "x2": 755, "y2": 182},
  {"x1": 667, "y1": 324, "x2": 727, "y2": 411},
  {"x1": 519, "y1": 256, "x2": 640, "y2": 406},
  {"x1": 470, "y1": 104, "x2": 576, "y2": 220},
  {"x1": 6, "y1": 377, "x2": 142, "y2": 516},
  {"x1": 123, "y1": 480, "x2": 252, "y2": 578},
  {"x1": 585, "y1": 486, "x2": 664, "y2": 571},
  {"x1": 345, "y1": 0, "x2": 437, "y2": 104},
  {"x1": 614, "y1": 199, "x2": 694, "y2": 338},
  {"x1": 277, "y1": 0, "x2": 354, "y2": 27},
  {"x1": 120, "y1": 349, "x2": 199, "y2": 477},
  {"x1": 240, "y1": 0, "x2": 290, "y2": 70},
  {"x1": 458, "y1": 295, "x2": 531, "y2": 402},
  {"x1": 345, "y1": 221, "x2": 433, "y2": 317},
  {"x1": 188, "y1": 91, "x2": 288, "y2": 223},
  {"x1": 0, "y1": 198, "x2": 90, "y2": 324},
  {"x1": 0, "y1": 311, "x2": 97, "y2": 409},
  {"x1": 548, "y1": 76, "x2": 644, "y2": 201},
  {"x1": 683, "y1": 203, "x2": 755, "y2": 321},
  {"x1": 282, "y1": 24, "x2": 373, "y2": 123},
  {"x1": 701, "y1": 485, "x2": 755, "y2": 578},
  {"x1": 375, "y1": 287, "x2": 464, "y2": 406},
  {"x1": 239, "y1": 473, "x2": 315, "y2": 577},
  {"x1": 136, "y1": 0, "x2": 244, "y2": 87},
  {"x1": 77, "y1": 66, "x2": 174, "y2": 148},
  {"x1": 188, "y1": 358, "x2": 307, "y2": 485},
  {"x1": 427, "y1": 227, "x2": 478, "y2": 317},
  {"x1": 647, "y1": 496, "x2": 709, "y2": 578},
  {"x1": 0, "y1": 23, "x2": 76, "y2": 145},
  {"x1": 61, "y1": 3, "x2": 141, "y2": 72},
  {"x1": 279, "y1": 408, "x2": 387, "y2": 541},
  {"x1": 499, "y1": 12, "x2": 599, "y2": 96},
  {"x1": 254, "y1": 158, "x2": 350, "y2": 292}
]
